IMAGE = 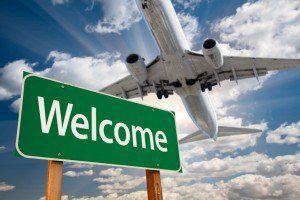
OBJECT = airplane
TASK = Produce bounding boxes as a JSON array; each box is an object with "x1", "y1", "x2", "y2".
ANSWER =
[{"x1": 100, "y1": 0, "x2": 300, "y2": 144}]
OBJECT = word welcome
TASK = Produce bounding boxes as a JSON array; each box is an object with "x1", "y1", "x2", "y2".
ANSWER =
[{"x1": 37, "y1": 96, "x2": 168, "y2": 152}]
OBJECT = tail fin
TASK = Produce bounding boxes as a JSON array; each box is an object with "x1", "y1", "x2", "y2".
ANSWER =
[{"x1": 179, "y1": 126, "x2": 261, "y2": 144}]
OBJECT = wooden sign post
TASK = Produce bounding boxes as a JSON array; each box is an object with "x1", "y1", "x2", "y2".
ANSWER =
[
  {"x1": 45, "y1": 161, "x2": 63, "y2": 200},
  {"x1": 146, "y1": 170, "x2": 163, "y2": 200}
]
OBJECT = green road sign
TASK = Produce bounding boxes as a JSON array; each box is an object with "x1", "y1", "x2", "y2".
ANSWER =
[{"x1": 16, "y1": 74, "x2": 181, "y2": 172}]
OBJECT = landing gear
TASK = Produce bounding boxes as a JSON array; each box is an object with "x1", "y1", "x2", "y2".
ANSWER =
[
  {"x1": 153, "y1": 80, "x2": 174, "y2": 100},
  {"x1": 171, "y1": 81, "x2": 182, "y2": 88},
  {"x1": 200, "y1": 82, "x2": 213, "y2": 92},
  {"x1": 142, "y1": 0, "x2": 148, "y2": 9},
  {"x1": 207, "y1": 83, "x2": 212, "y2": 91},
  {"x1": 156, "y1": 89, "x2": 170, "y2": 99},
  {"x1": 163, "y1": 90, "x2": 169, "y2": 98},
  {"x1": 156, "y1": 90, "x2": 163, "y2": 99},
  {"x1": 200, "y1": 83, "x2": 206, "y2": 92}
]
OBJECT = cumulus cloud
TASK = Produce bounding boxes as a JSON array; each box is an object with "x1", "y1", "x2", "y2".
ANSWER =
[
  {"x1": 0, "y1": 51, "x2": 128, "y2": 112},
  {"x1": 10, "y1": 98, "x2": 21, "y2": 113},
  {"x1": 51, "y1": 0, "x2": 69, "y2": 6},
  {"x1": 64, "y1": 170, "x2": 93, "y2": 177},
  {"x1": 0, "y1": 60, "x2": 34, "y2": 100},
  {"x1": 224, "y1": 174, "x2": 300, "y2": 200},
  {"x1": 92, "y1": 168, "x2": 145, "y2": 195},
  {"x1": 0, "y1": 182, "x2": 15, "y2": 191},
  {"x1": 214, "y1": 0, "x2": 300, "y2": 58},
  {"x1": 207, "y1": 0, "x2": 300, "y2": 118},
  {"x1": 40, "y1": 195, "x2": 69, "y2": 200},
  {"x1": 99, "y1": 168, "x2": 123, "y2": 177},
  {"x1": 176, "y1": 152, "x2": 300, "y2": 184},
  {"x1": 177, "y1": 12, "x2": 201, "y2": 48},
  {"x1": 266, "y1": 121, "x2": 300, "y2": 145},
  {"x1": 175, "y1": 0, "x2": 202, "y2": 10},
  {"x1": 85, "y1": 0, "x2": 142, "y2": 34},
  {"x1": 40, "y1": 153, "x2": 300, "y2": 199},
  {"x1": 94, "y1": 168, "x2": 144, "y2": 195},
  {"x1": 65, "y1": 162, "x2": 94, "y2": 169},
  {"x1": 189, "y1": 152, "x2": 268, "y2": 177},
  {"x1": 93, "y1": 174, "x2": 134, "y2": 184},
  {"x1": 46, "y1": 51, "x2": 71, "y2": 62},
  {"x1": 0, "y1": 146, "x2": 5, "y2": 152},
  {"x1": 88, "y1": 174, "x2": 300, "y2": 200},
  {"x1": 257, "y1": 153, "x2": 300, "y2": 176},
  {"x1": 98, "y1": 177, "x2": 144, "y2": 194},
  {"x1": 39, "y1": 51, "x2": 127, "y2": 90}
]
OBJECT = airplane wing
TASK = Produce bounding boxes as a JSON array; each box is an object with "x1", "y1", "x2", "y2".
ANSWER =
[
  {"x1": 99, "y1": 57, "x2": 172, "y2": 99},
  {"x1": 187, "y1": 50, "x2": 300, "y2": 86},
  {"x1": 179, "y1": 126, "x2": 261, "y2": 144}
]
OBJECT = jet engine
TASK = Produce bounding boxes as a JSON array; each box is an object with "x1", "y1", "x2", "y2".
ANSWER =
[
  {"x1": 202, "y1": 39, "x2": 223, "y2": 69},
  {"x1": 125, "y1": 54, "x2": 148, "y2": 83}
]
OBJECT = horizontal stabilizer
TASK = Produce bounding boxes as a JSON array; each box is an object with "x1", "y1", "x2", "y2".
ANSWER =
[{"x1": 179, "y1": 126, "x2": 261, "y2": 144}]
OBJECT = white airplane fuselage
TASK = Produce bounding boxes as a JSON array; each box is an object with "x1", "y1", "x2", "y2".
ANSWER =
[{"x1": 136, "y1": 0, "x2": 218, "y2": 138}]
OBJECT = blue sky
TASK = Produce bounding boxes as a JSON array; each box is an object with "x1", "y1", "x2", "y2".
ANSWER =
[{"x1": 1, "y1": 0, "x2": 300, "y2": 199}]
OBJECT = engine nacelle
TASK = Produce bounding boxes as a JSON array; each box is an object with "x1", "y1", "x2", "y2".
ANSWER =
[
  {"x1": 126, "y1": 54, "x2": 148, "y2": 83},
  {"x1": 202, "y1": 39, "x2": 223, "y2": 69}
]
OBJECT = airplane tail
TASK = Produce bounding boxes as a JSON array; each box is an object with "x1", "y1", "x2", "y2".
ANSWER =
[{"x1": 179, "y1": 126, "x2": 261, "y2": 144}]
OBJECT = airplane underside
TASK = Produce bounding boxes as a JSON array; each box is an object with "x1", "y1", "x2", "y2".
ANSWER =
[{"x1": 100, "y1": 0, "x2": 300, "y2": 143}]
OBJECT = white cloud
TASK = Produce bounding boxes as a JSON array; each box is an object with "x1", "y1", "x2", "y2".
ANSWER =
[
  {"x1": 10, "y1": 98, "x2": 21, "y2": 113},
  {"x1": 99, "y1": 168, "x2": 123, "y2": 177},
  {"x1": 177, "y1": 12, "x2": 201, "y2": 48},
  {"x1": 0, "y1": 60, "x2": 34, "y2": 100},
  {"x1": 62, "y1": 191, "x2": 180, "y2": 200},
  {"x1": 0, "y1": 182, "x2": 15, "y2": 191},
  {"x1": 45, "y1": 153, "x2": 300, "y2": 199},
  {"x1": 39, "y1": 51, "x2": 127, "y2": 90},
  {"x1": 224, "y1": 174, "x2": 300, "y2": 200},
  {"x1": 266, "y1": 121, "x2": 300, "y2": 145},
  {"x1": 0, "y1": 146, "x2": 5, "y2": 152},
  {"x1": 180, "y1": 145, "x2": 206, "y2": 164},
  {"x1": 206, "y1": 0, "x2": 300, "y2": 119},
  {"x1": 40, "y1": 195, "x2": 69, "y2": 200},
  {"x1": 93, "y1": 168, "x2": 144, "y2": 195},
  {"x1": 175, "y1": 0, "x2": 202, "y2": 10},
  {"x1": 85, "y1": 0, "x2": 142, "y2": 34},
  {"x1": 184, "y1": 152, "x2": 300, "y2": 179},
  {"x1": 162, "y1": 173, "x2": 300, "y2": 200},
  {"x1": 0, "y1": 51, "x2": 128, "y2": 112},
  {"x1": 51, "y1": 0, "x2": 69, "y2": 6},
  {"x1": 65, "y1": 162, "x2": 94, "y2": 169},
  {"x1": 164, "y1": 181, "x2": 227, "y2": 200},
  {"x1": 93, "y1": 174, "x2": 133, "y2": 183},
  {"x1": 214, "y1": 0, "x2": 300, "y2": 58},
  {"x1": 64, "y1": 170, "x2": 93, "y2": 177},
  {"x1": 209, "y1": 73, "x2": 275, "y2": 117},
  {"x1": 98, "y1": 177, "x2": 144, "y2": 194},
  {"x1": 257, "y1": 153, "x2": 300, "y2": 176},
  {"x1": 189, "y1": 152, "x2": 268, "y2": 177},
  {"x1": 47, "y1": 51, "x2": 71, "y2": 62}
]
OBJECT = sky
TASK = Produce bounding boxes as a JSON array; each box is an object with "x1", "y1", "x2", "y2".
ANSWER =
[{"x1": 0, "y1": 0, "x2": 300, "y2": 199}]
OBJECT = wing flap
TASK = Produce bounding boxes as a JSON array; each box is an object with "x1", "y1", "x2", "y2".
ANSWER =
[
  {"x1": 186, "y1": 51, "x2": 300, "y2": 90},
  {"x1": 223, "y1": 56, "x2": 300, "y2": 71}
]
